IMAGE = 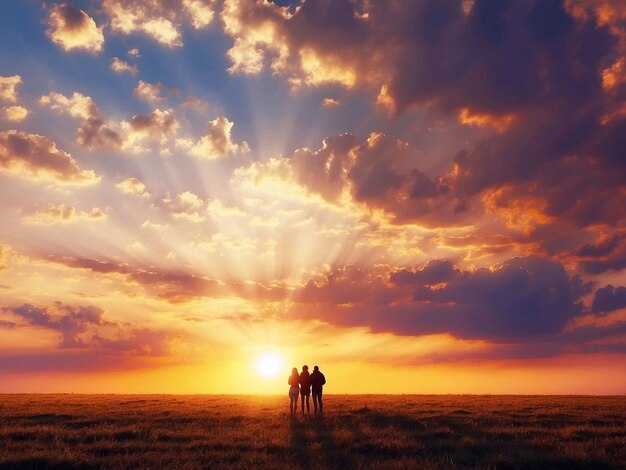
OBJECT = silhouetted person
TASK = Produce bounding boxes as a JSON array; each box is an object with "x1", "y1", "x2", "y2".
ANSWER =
[
  {"x1": 299, "y1": 365, "x2": 311, "y2": 416},
  {"x1": 288, "y1": 367, "x2": 299, "y2": 417},
  {"x1": 310, "y1": 365, "x2": 326, "y2": 416}
]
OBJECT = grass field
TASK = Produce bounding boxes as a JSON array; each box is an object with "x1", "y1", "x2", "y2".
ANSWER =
[{"x1": 0, "y1": 394, "x2": 624, "y2": 469}]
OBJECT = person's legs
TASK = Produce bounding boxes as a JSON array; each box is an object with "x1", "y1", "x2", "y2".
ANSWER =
[
  {"x1": 318, "y1": 390, "x2": 323, "y2": 414},
  {"x1": 300, "y1": 392, "x2": 305, "y2": 415},
  {"x1": 312, "y1": 392, "x2": 319, "y2": 415},
  {"x1": 305, "y1": 393, "x2": 310, "y2": 414}
]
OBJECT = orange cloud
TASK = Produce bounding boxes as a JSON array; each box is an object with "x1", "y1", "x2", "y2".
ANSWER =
[
  {"x1": 222, "y1": 0, "x2": 361, "y2": 89},
  {"x1": 482, "y1": 185, "x2": 552, "y2": 234},
  {"x1": 134, "y1": 80, "x2": 165, "y2": 103},
  {"x1": 0, "y1": 244, "x2": 26, "y2": 270},
  {"x1": 45, "y1": 255, "x2": 229, "y2": 304},
  {"x1": 121, "y1": 109, "x2": 179, "y2": 153},
  {"x1": 110, "y1": 57, "x2": 138, "y2": 75},
  {"x1": 3, "y1": 105, "x2": 28, "y2": 122},
  {"x1": 458, "y1": 108, "x2": 516, "y2": 132},
  {"x1": 0, "y1": 302, "x2": 179, "y2": 371},
  {"x1": 322, "y1": 97, "x2": 340, "y2": 108},
  {"x1": 0, "y1": 75, "x2": 22, "y2": 102},
  {"x1": 46, "y1": 3, "x2": 104, "y2": 53},
  {"x1": 39, "y1": 91, "x2": 121, "y2": 149},
  {"x1": 183, "y1": 0, "x2": 215, "y2": 29},
  {"x1": 187, "y1": 116, "x2": 250, "y2": 159},
  {"x1": 0, "y1": 130, "x2": 99, "y2": 185},
  {"x1": 161, "y1": 191, "x2": 206, "y2": 222},
  {"x1": 103, "y1": 0, "x2": 215, "y2": 47},
  {"x1": 116, "y1": 177, "x2": 150, "y2": 199},
  {"x1": 23, "y1": 204, "x2": 107, "y2": 225}
]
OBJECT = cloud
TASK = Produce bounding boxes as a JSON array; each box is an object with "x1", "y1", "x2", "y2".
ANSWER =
[
  {"x1": 0, "y1": 130, "x2": 99, "y2": 185},
  {"x1": 104, "y1": 0, "x2": 181, "y2": 46},
  {"x1": 222, "y1": 0, "x2": 363, "y2": 86},
  {"x1": 0, "y1": 302, "x2": 177, "y2": 371},
  {"x1": 592, "y1": 284, "x2": 626, "y2": 313},
  {"x1": 133, "y1": 80, "x2": 165, "y2": 103},
  {"x1": 40, "y1": 91, "x2": 178, "y2": 154},
  {"x1": 576, "y1": 232, "x2": 626, "y2": 274},
  {"x1": 183, "y1": 0, "x2": 215, "y2": 29},
  {"x1": 23, "y1": 204, "x2": 107, "y2": 225},
  {"x1": 47, "y1": 255, "x2": 222, "y2": 303},
  {"x1": 127, "y1": 48, "x2": 140, "y2": 58},
  {"x1": 7, "y1": 302, "x2": 107, "y2": 348},
  {"x1": 244, "y1": 132, "x2": 458, "y2": 225},
  {"x1": 0, "y1": 75, "x2": 22, "y2": 102},
  {"x1": 294, "y1": 256, "x2": 593, "y2": 341},
  {"x1": 46, "y1": 3, "x2": 104, "y2": 53},
  {"x1": 121, "y1": 109, "x2": 179, "y2": 153},
  {"x1": 103, "y1": 0, "x2": 216, "y2": 47},
  {"x1": 390, "y1": 259, "x2": 460, "y2": 286},
  {"x1": 110, "y1": 57, "x2": 138, "y2": 75},
  {"x1": 160, "y1": 191, "x2": 205, "y2": 222},
  {"x1": 222, "y1": 1, "x2": 624, "y2": 230},
  {"x1": 3, "y1": 105, "x2": 28, "y2": 122},
  {"x1": 187, "y1": 116, "x2": 250, "y2": 159},
  {"x1": 322, "y1": 97, "x2": 340, "y2": 108},
  {"x1": 39, "y1": 92, "x2": 121, "y2": 149},
  {"x1": 180, "y1": 96, "x2": 208, "y2": 112},
  {"x1": 116, "y1": 177, "x2": 150, "y2": 199},
  {"x1": 0, "y1": 244, "x2": 25, "y2": 270}
]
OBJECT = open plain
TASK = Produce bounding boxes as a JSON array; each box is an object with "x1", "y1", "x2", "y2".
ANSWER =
[{"x1": 0, "y1": 394, "x2": 624, "y2": 469}]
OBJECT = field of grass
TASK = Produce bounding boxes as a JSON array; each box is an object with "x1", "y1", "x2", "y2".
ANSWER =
[{"x1": 0, "y1": 394, "x2": 624, "y2": 469}]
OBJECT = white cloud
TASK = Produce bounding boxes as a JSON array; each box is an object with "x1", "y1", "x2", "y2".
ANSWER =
[
  {"x1": 116, "y1": 177, "x2": 151, "y2": 199},
  {"x1": 188, "y1": 116, "x2": 250, "y2": 159},
  {"x1": 46, "y1": 3, "x2": 104, "y2": 53},
  {"x1": 0, "y1": 75, "x2": 22, "y2": 102},
  {"x1": 4, "y1": 106, "x2": 28, "y2": 122},
  {"x1": 24, "y1": 204, "x2": 107, "y2": 225},
  {"x1": 110, "y1": 57, "x2": 138, "y2": 75}
]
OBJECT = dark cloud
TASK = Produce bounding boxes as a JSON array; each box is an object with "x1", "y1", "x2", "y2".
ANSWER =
[
  {"x1": 226, "y1": 0, "x2": 624, "y2": 236},
  {"x1": 0, "y1": 301, "x2": 177, "y2": 371},
  {"x1": 579, "y1": 248, "x2": 626, "y2": 274},
  {"x1": 266, "y1": 132, "x2": 460, "y2": 225},
  {"x1": 390, "y1": 259, "x2": 459, "y2": 286},
  {"x1": 48, "y1": 256, "x2": 221, "y2": 303},
  {"x1": 289, "y1": 133, "x2": 356, "y2": 201},
  {"x1": 9, "y1": 302, "x2": 106, "y2": 348},
  {"x1": 576, "y1": 235, "x2": 626, "y2": 274},
  {"x1": 0, "y1": 130, "x2": 99, "y2": 184},
  {"x1": 592, "y1": 284, "x2": 626, "y2": 314},
  {"x1": 294, "y1": 256, "x2": 593, "y2": 341},
  {"x1": 46, "y1": 3, "x2": 104, "y2": 53},
  {"x1": 39, "y1": 92, "x2": 121, "y2": 150},
  {"x1": 46, "y1": 255, "x2": 288, "y2": 303},
  {"x1": 577, "y1": 235, "x2": 623, "y2": 258}
]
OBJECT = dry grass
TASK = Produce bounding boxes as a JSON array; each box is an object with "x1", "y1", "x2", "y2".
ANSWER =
[{"x1": 0, "y1": 394, "x2": 624, "y2": 469}]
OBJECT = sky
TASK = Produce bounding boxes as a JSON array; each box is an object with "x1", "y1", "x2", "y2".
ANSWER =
[{"x1": 0, "y1": 0, "x2": 625, "y2": 394}]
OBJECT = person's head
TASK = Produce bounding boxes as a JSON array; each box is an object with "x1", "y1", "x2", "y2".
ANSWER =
[
  {"x1": 302, "y1": 365, "x2": 308, "y2": 372},
  {"x1": 292, "y1": 367, "x2": 298, "y2": 376},
  {"x1": 313, "y1": 366, "x2": 319, "y2": 372}
]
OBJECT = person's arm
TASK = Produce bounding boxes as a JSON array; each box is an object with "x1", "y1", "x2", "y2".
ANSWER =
[{"x1": 322, "y1": 374, "x2": 326, "y2": 385}]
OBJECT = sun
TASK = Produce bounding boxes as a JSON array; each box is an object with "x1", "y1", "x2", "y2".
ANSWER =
[{"x1": 255, "y1": 352, "x2": 283, "y2": 378}]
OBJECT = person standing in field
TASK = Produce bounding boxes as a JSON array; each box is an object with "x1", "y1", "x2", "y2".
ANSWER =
[
  {"x1": 299, "y1": 365, "x2": 311, "y2": 416},
  {"x1": 288, "y1": 367, "x2": 300, "y2": 417},
  {"x1": 310, "y1": 365, "x2": 326, "y2": 416}
]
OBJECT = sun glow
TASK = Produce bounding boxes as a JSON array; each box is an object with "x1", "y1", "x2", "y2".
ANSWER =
[{"x1": 255, "y1": 352, "x2": 284, "y2": 378}]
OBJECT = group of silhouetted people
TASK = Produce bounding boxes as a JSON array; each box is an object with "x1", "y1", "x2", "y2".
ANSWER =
[{"x1": 288, "y1": 365, "x2": 326, "y2": 417}]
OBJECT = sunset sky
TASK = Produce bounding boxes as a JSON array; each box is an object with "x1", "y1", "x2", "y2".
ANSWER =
[{"x1": 1, "y1": 0, "x2": 625, "y2": 394}]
